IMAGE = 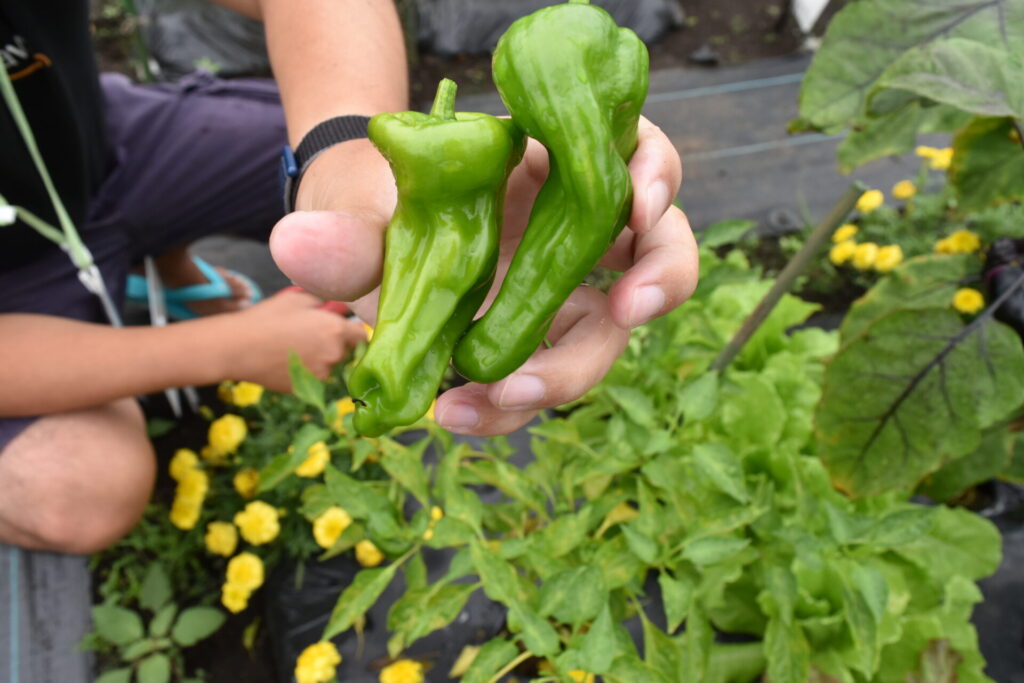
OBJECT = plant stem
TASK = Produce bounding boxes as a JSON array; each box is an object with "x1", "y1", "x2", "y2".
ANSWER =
[
  {"x1": 486, "y1": 649, "x2": 532, "y2": 683},
  {"x1": 430, "y1": 78, "x2": 458, "y2": 121},
  {"x1": 710, "y1": 182, "x2": 866, "y2": 372}
]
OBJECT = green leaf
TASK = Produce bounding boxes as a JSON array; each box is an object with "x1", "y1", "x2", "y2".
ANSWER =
[
  {"x1": 171, "y1": 607, "x2": 225, "y2": 647},
  {"x1": 921, "y1": 427, "x2": 1013, "y2": 501},
  {"x1": 137, "y1": 653, "x2": 171, "y2": 683},
  {"x1": 658, "y1": 572, "x2": 693, "y2": 634},
  {"x1": 676, "y1": 372, "x2": 719, "y2": 423},
  {"x1": 145, "y1": 417, "x2": 176, "y2": 439},
  {"x1": 120, "y1": 638, "x2": 163, "y2": 662},
  {"x1": 681, "y1": 536, "x2": 751, "y2": 567},
  {"x1": 380, "y1": 438, "x2": 430, "y2": 506},
  {"x1": 951, "y1": 116, "x2": 1024, "y2": 211},
  {"x1": 763, "y1": 617, "x2": 811, "y2": 683},
  {"x1": 537, "y1": 565, "x2": 606, "y2": 627},
  {"x1": 460, "y1": 638, "x2": 519, "y2": 683},
  {"x1": 621, "y1": 524, "x2": 660, "y2": 564},
  {"x1": 679, "y1": 605, "x2": 712, "y2": 683},
  {"x1": 386, "y1": 582, "x2": 478, "y2": 656},
  {"x1": 816, "y1": 308, "x2": 1024, "y2": 496},
  {"x1": 139, "y1": 563, "x2": 173, "y2": 613},
  {"x1": 95, "y1": 668, "x2": 133, "y2": 683},
  {"x1": 288, "y1": 350, "x2": 325, "y2": 411},
  {"x1": 92, "y1": 605, "x2": 145, "y2": 646},
  {"x1": 594, "y1": 534, "x2": 646, "y2": 589},
  {"x1": 148, "y1": 604, "x2": 178, "y2": 638},
  {"x1": 699, "y1": 219, "x2": 756, "y2": 248},
  {"x1": 721, "y1": 374, "x2": 786, "y2": 451},
  {"x1": 836, "y1": 100, "x2": 970, "y2": 172},
  {"x1": 607, "y1": 385, "x2": 658, "y2": 429},
  {"x1": 258, "y1": 423, "x2": 332, "y2": 493},
  {"x1": 894, "y1": 505, "x2": 1002, "y2": 583},
  {"x1": 578, "y1": 602, "x2": 618, "y2": 674},
  {"x1": 797, "y1": 0, "x2": 1024, "y2": 131},
  {"x1": 839, "y1": 254, "x2": 979, "y2": 342},
  {"x1": 323, "y1": 564, "x2": 400, "y2": 639},
  {"x1": 875, "y1": 39, "x2": 1024, "y2": 119},
  {"x1": 464, "y1": 459, "x2": 547, "y2": 513},
  {"x1": 532, "y1": 507, "x2": 593, "y2": 558},
  {"x1": 508, "y1": 604, "x2": 560, "y2": 656},
  {"x1": 692, "y1": 443, "x2": 748, "y2": 503},
  {"x1": 469, "y1": 540, "x2": 521, "y2": 605}
]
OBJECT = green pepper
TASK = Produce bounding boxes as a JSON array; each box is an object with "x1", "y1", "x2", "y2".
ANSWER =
[
  {"x1": 452, "y1": 0, "x2": 649, "y2": 383},
  {"x1": 349, "y1": 78, "x2": 525, "y2": 436}
]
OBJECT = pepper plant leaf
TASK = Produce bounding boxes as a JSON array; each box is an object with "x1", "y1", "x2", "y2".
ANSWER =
[
  {"x1": 459, "y1": 638, "x2": 520, "y2": 683},
  {"x1": 322, "y1": 564, "x2": 400, "y2": 639},
  {"x1": 816, "y1": 307, "x2": 1024, "y2": 496},
  {"x1": 950, "y1": 116, "x2": 1024, "y2": 211}
]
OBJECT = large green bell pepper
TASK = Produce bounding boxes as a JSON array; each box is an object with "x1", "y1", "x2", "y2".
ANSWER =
[
  {"x1": 349, "y1": 79, "x2": 525, "y2": 436},
  {"x1": 452, "y1": 0, "x2": 650, "y2": 383}
]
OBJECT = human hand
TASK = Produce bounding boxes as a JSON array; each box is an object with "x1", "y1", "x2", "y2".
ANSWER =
[
  {"x1": 223, "y1": 288, "x2": 367, "y2": 393},
  {"x1": 269, "y1": 116, "x2": 698, "y2": 435}
]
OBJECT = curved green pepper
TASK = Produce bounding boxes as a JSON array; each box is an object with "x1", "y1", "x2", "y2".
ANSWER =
[
  {"x1": 349, "y1": 79, "x2": 525, "y2": 436},
  {"x1": 452, "y1": 0, "x2": 649, "y2": 383}
]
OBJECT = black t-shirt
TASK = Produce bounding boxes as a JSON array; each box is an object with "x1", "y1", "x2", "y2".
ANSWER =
[{"x1": 0, "y1": 1, "x2": 109, "y2": 268}]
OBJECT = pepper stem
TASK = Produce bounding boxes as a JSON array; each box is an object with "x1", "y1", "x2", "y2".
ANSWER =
[{"x1": 430, "y1": 78, "x2": 458, "y2": 121}]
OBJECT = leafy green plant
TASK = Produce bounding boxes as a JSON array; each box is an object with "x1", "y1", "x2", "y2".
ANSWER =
[
  {"x1": 86, "y1": 563, "x2": 224, "y2": 683},
  {"x1": 794, "y1": 0, "x2": 1024, "y2": 210}
]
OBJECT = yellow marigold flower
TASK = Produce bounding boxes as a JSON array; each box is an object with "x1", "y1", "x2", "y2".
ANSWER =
[
  {"x1": 952, "y1": 288, "x2": 985, "y2": 315},
  {"x1": 233, "y1": 467, "x2": 260, "y2": 499},
  {"x1": 422, "y1": 528, "x2": 434, "y2": 541},
  {"x1": 332, "y1": 396, "x2": 357, "y2": 433},
  {"x1": 207, "y1": 414, "x2": 247, "y2": 458},
  {"x1": 312, "y1": 506, "x2": 353, "y2": 549},
  {"x1": 852, "y1": 242, "x2": 879, "y2": 271},
  {"x1": 915, "y1": 145, "x2": 940, "y2": 160},
  {"x1": 829, "y1": 239, "x2": 857, "y2": 266},
  {"x1": 856, "y1": 189, "x2": 884, "y2": 214},
  {"x1": 176, "y1": 468, "x2": 210, "y2": 505},
  {"x1": 569, "y1": 672, "x2": 596, "y2": 683},
  {"x1": 379, "y1": 659, "x2": 424, "y2": 683},
  {"x1": 234, "y1": 501, "x2": 281, "y2": 545},
  {"x1": 295, "y1": 641, "x2": 342, "y2": 683},
  {"x1": 832, "y1": 223, "x2": 858, "y2": 243},
  {"x1": 874, "y1": 245, "x2": 904, "y2": 273},
  {"x1": 169, "y1": 498, "x2": 201, "y2": 531},
  {"x1": 929, "y1": 147, "x2": 954, "y2": 170},
  {"x1": 231, "y1": 381, "x2": 264, "y2": 407},
  {"x1": 226, "y1": 552, "x2": 265, "y2": 591},
  {"x1": 430, "y1": 506, "x2": 444, "y2": 522},
  {"x1": 892, "y1": 180, "x2": 917, "y2": 200},
  {"x1": 221, "y1": 582, "x2": 250, "y2": 614},
  {"x1": 355, "y1": 539, "x2": 385, "y2": 568},
  {"x1": 948, "y1": 229, "x2": 981, "y2": 254},
  {"x1": 205, "y1": 521, "x2": 238, "y2": 557},
  {"x1": 295, "y1": 441, "x2": 331, "y2": 478},
  {"x1": 217, "y1": 381, "x2": 235, "y2": 404},
  {"x1": 169, "y1": 448, "x2": 199, "y2": 482}
]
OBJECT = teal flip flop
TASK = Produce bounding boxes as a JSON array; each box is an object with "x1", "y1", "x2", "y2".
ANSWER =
[{"x1": 126, "y1": 256, "x2": 263, "y2": 321}]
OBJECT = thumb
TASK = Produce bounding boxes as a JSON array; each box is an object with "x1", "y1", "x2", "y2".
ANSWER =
[{"x1": 269, "y1": 209, "x2": 387, "y2": 302}]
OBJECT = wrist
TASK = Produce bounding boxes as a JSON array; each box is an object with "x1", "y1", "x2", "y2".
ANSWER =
[{"x1": 293, "y1": 139, "x2": 396, "y2": 215}]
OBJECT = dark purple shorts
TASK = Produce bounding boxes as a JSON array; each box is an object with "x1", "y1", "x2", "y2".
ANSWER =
[{"x1": 0, "y1": 71, "x2": 287, "y2": 449}]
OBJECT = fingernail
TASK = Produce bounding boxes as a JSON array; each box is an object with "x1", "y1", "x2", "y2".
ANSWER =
[
  {"x1": 628, "y1": 285, "x2": 665, "y2": 328},
  {"x1": 436, "y1": 403, "x2": 479, "y2": 430},
  {"x1": 646, "y1": 181, "x2": 671, "y2": 233},
  {"x1": 497, "y1": 374, "x2": 546, "y2": 409}
]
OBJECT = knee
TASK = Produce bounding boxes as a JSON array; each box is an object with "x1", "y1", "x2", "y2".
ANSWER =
[{"x1": 3, "y1": 399, "x2": 157, "y2": 554}]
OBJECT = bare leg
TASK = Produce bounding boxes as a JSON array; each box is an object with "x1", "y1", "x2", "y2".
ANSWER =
[{"x1": 0, "y1": 398, "x2": 156, "y2": 554}]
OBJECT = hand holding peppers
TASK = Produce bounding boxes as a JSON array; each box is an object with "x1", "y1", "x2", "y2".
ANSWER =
[
  {"x1": 347, "y1": 79, "x2": 525, "y2": 436},
  {"x1": 269, "y1": 2, "x2": 696, "y2": 438}
]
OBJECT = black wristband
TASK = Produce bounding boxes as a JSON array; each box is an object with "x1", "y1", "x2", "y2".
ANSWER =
[{"x1": 280, "y1": 115, "x2": 371, "y2": 213}]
